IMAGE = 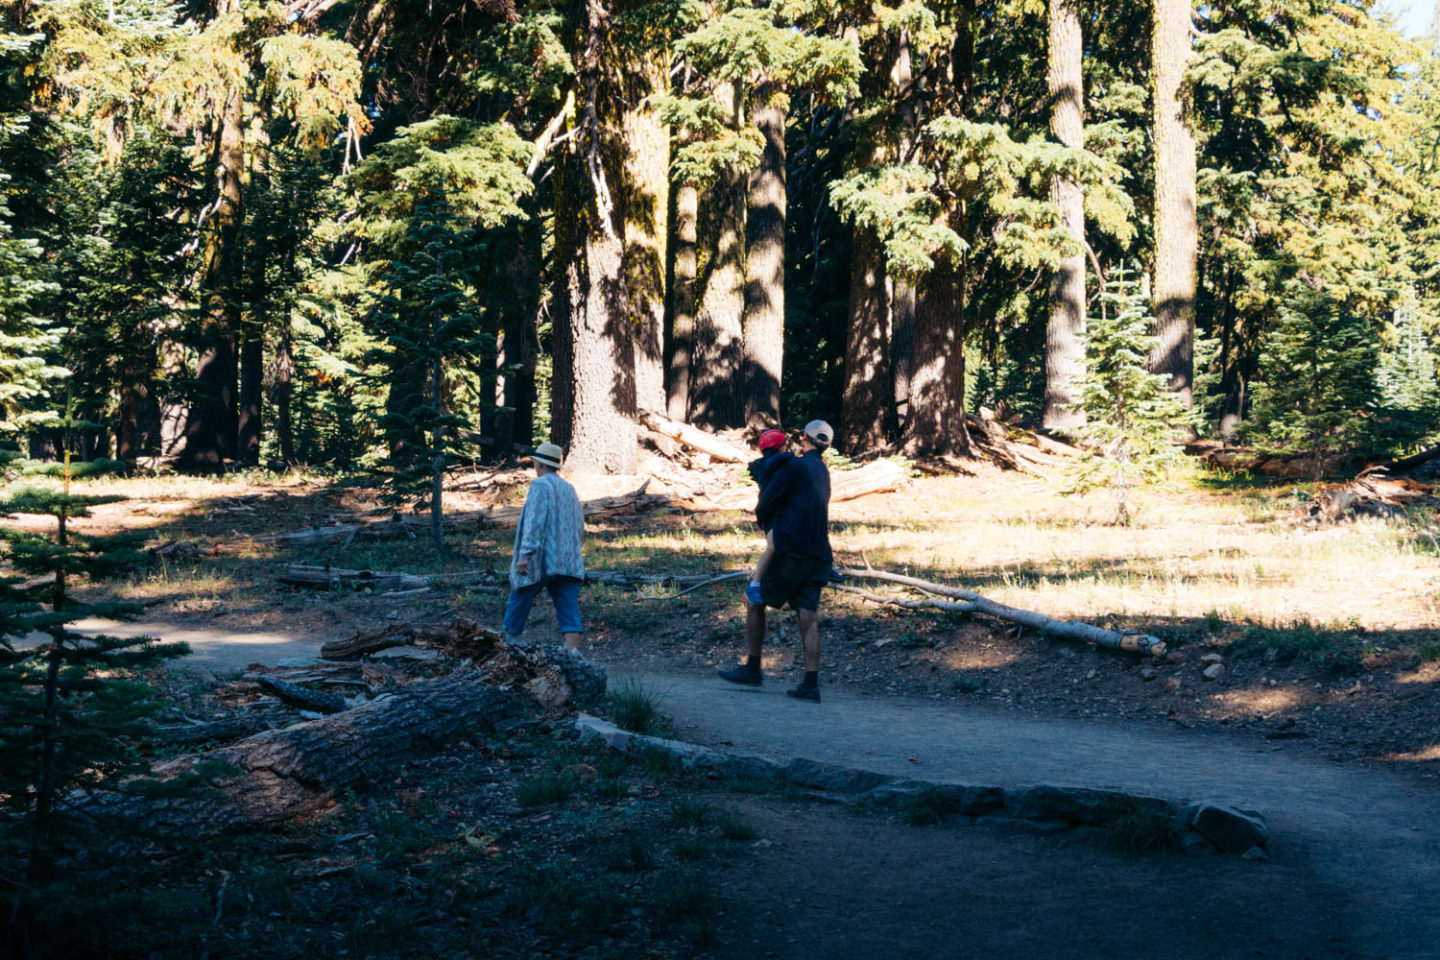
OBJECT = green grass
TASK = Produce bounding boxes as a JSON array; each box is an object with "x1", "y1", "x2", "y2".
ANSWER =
[
  {"x1": 608, "y1": 678, "x2": 667, "y2": 735},
  {"x1": 717, "y1": 806, "x2": 759, "y2": 842},
  {"x1": 1102, "y1": 798, "x2": 1181, "y2": 854},
  {"x1": 1417, "y1": 640, "x2": 1440, "y2": 662},
  {"x1": 514, "y1": 771, "x2": 578, "y2": 808},
  {"x1": 669, "y1": 796, "x2": 713, "y2": 829},
  {"x1": 900, "y1": 788, "x2": 949, "y2": 827}
]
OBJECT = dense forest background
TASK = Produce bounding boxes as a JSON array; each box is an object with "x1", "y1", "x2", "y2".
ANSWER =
[{"x1": 2, "y1": 0, "x2": 1439, "y2": 477}]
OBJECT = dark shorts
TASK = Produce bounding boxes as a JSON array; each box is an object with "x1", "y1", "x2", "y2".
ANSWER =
[{"x1": 760, "y1": 552, "x2": 830, "y2": 612}]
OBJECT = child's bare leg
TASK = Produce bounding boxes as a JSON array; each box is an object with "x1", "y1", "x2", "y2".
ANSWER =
[
  {"x1": 747, "y1": 532, "x2": 775, "y2": 603},
  {"x1": 753, "y1": 531, "x2": 776, "y2": 582}
]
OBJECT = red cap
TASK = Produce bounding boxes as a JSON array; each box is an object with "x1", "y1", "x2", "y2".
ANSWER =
[{"x1": 757, "y1": 429, "x2": 787, "y2": 451}]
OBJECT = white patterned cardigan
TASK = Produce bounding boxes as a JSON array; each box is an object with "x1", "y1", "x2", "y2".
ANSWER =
[{"x1": 509, "y1": 472, "x2": 586, "y2": 590}]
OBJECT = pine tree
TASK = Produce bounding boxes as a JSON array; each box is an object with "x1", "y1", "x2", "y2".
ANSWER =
[
  {"x1": 1243, "y1": 286, "x2": 1381, "y2": 475},
  {"x1": 0, "y1": 29, "x2": 64, "y2": 440},
  {"x1": 0, "y1": 426, "x2": 188, "y2": 933},
  {"x1": 1067, "y1": 269, "x2": 1191, "y2": 524},
  {"x1": 367, "y1": 197, "x2": 492, "y2": 554}
]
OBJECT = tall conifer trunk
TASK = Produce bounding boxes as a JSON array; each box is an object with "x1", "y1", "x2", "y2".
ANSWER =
[
  {"x1": 689, "y1": 83, "x2": 746, "y2": 429},
  {"x1": 275, "y1": 322, "x2": 295, "y2": 464},
  {"x1": 551, "y1": 0, "x2": 637, "y2": 474},
  {"x1": 1150, "y1": 0, "x2": 1197, "y2": 407},
  {"x1": 842, "y1": 228, "x2": 894, "y2": 453},
  {"x1": 904, "y1": 246, "x2": 969, "y2": 456},
  {"x1": 743, "y1": 87, "x2": 786, "y2": 428},
  {"x1": 238, "y1": 321, "x2": 262, "y2": 465},
  {"x1": 1043, "y1": 0, "x2": 1086, "y2": 435},
  {"x1": 667, "y1": 182, "x2": 698, "y2": 421},
  {"x1": 625, "y1": 54, "x2": 670, "y2": 416},
  {"x1": 180, "y1": 81, "x2": 243, "y2": 473}
]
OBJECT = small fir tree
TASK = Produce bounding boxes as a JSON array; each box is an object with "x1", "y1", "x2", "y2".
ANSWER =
[
  {"x1": 1376, "y1": 305, "x2": 1440, "y2": 452},
  {"x1": 1066, "y1": 270, "x2": 1192, "y2": 524},
  {"x1": 367, "y1": 196, "x2": 493, "y2": 554},
  {"x1": 1243, "y1": 287, "x2": 1381, "y2": 475},
  {"x1": 0, "y1": 424, "x2": 188, "y2": 922}
]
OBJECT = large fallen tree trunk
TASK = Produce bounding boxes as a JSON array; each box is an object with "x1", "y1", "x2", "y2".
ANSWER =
[
  {"x1": 262, "y1": 486, "x2": 670, "y2": 547},
  {"x1": 837, "y1": 566, "x2": 1167, "y2": 657},
  {"x1": 321, "y1": 618, "x2": 506, "y2": 661},
  {"x1": 99, "y1": 672, "x2": 520, "y2": 835},
  {"x1": 639, "y1": 411, "x2": 751, "y2": 463}
]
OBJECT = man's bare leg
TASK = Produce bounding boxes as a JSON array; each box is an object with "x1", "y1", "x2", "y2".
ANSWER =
[
  {"x1": 746, "y1": 601, "x2": 766, "y2": 659},
  {"x1": 798, "y1": 608, "x2": 820, "y2": 671},
  {"x1": 563, "y1": 631, "x2": 582, "y2": 652}
]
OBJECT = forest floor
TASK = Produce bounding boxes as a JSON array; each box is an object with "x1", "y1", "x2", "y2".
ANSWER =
[
  {"x1": 54, "y1": 460, "x2": 1440, "y2": 779},
  {"x1": 21, "y1": 460, "x2": 1440, "y2": 957}
]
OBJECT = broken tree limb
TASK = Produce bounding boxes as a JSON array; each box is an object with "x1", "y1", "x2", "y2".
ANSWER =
[
  {"x1": 1387, "y1": 443, "x2": 1440, "y2": 474},
  {"x1": 636, "y1": 571, "x2": 750, "y2": 600},
  {"x1": 98, "y1": 672, "x2": 521, "y2": 836},
  {"x1": 154, "y1": 717, "x2": 270, "y2": 745},
  {"x1": 255, "y1": 676, "x2": 349, "y2": 714},
  {"x1": 828, "y1": 583, "x2": 977, "y2": 615},
  {"x1": 278, "y1": 564, "x2": 437, "y2": 591},
  {"x1": 639, "y1": 411, "x2": 751, "y2": 463},
  {"x1": 321, "y1": 618, "x2": 506, "y2": 661},
  {"x1": 837, "y1": 566, "x2": 1167, "y2": 658}
]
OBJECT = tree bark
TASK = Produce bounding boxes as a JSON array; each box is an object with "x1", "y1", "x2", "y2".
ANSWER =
[
  {"x1": 690, "y1": 83, "x2": 747, "y2": 430},
  {"x1": 743, "y1": 87, "x2": 787, "y2": 429},
  {"x1": 903, "y1": 253, "x2": 969, "y2": 456},
  {"x1": 666, "y1": 182, "x2": 699, "y2": 421},
  {"x1": 275, "y1": 321, "x2": 295, "y2": 463},
  {"x1": 551, "y1": 0, "x2": 638, "y2": 474},
  {"x1": 624, "y1": 54, "x2": 670, "y2": 418},
  {"x1": 1150, "y1": 0, "x2": 1198, "y2": 408},
  {"x1": 1043, "y1": 0, "x2": 1087, "y2": 436},
  {"x1": 179, "y1": 84, "x2": 244, "y2": 473},
  {"x1": 238, "y1": 320, "x2": 263, "y2": 465},
  {"x1": 97, "y1": 673, "x2": 521, "y2": 836},
  {"x1": 841, "y1": 227, "x2": 895, "y2": 454}
]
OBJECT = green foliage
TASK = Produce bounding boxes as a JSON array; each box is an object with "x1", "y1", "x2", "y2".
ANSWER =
[
  {"x1": 1066, "y1": 271, "x2": 1192, "y2": 523},
  {"x1": 0, "y1": 454, "x2": 189, "y2": 938},
  {"x1": 1243, "y1": 287, "x2": 1381, "y2": 470},
  {"x1": 608, "y1": 677, "x2": 667, "y2": 734}
]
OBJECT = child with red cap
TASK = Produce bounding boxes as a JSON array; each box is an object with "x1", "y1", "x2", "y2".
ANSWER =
[{"x1": 745, "y1": 428, "x2": 793, "y2": 603}]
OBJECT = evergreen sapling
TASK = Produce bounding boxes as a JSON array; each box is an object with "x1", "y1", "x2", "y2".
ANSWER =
[
  {"x1": 1066, "y1": 270, "x2": 1191, "y2": 523},
  {"x1": 0, "y1": 435, "x2": 188, "y2": 930}
]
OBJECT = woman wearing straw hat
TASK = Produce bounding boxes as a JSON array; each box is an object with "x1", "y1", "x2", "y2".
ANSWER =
[{"x1": 503, "y1": 441, "x2": 586, "y2": 651}]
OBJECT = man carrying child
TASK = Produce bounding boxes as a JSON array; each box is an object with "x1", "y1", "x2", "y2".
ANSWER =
[{"x1": 718, "y1": 420, "x2": 835, "y2": 702}]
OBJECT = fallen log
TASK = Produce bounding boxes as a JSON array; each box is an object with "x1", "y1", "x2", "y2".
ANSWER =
[
  {"x1": 262, "y1": 485, "x2": 669, "y2": 546},
  {"x1": 101, "y1": 672, "x2": 521, "y2": 835},
  {"x1": 1387, "y1": 443, "x2": 1440, "y2": 474},
  {"x1": 154, "y1": 717, "x2": 270, "y2": 745},
  {"x1": 639, "y1": 411, "x2": 751, "y2": 463},
  {"x1": 837, "y1": 566, "x2": 1167, "y2": 658},
  {"x1": 255, "y1": 676, "x2": 349, "y2": 714},
  {"x1": 704, "y1": 458, "x2": 908, "y2": 511},
  {"x1": 278, "y1": 564, "x2": 435, "y2": 592}
]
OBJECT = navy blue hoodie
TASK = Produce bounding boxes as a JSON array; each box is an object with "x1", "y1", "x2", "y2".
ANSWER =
[
  {"x1": 747, "y1": 450, "x2": 794, "y2": 531},
  {"x1": 754, "y1": 449, "x2": 832, "y2": 564}
]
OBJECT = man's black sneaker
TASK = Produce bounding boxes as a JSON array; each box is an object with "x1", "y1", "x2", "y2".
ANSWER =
[
  {"x1": 717, "y1": 665, "x2": 763, "y2": 686},
  {"x1": 786, "y1": 684, "x2": 821, "y2": 702}
]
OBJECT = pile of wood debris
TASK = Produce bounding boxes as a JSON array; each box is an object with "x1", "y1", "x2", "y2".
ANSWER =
[{"x1": 1297, "y1": 468, "x2": 1440, "y2": 524}]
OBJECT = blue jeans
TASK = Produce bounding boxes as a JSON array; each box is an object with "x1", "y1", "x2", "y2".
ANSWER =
[{"x1": 504, "y1": 576, "x2": 584, "y2": 637}]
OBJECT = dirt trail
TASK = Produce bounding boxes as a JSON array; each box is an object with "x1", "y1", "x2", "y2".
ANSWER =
[
  {"x1": 624, "y1": 668, "x2": 1440, "y2": 960},
  {"x1": 98, "y1": 619, "x2": 1440, "y2": 958}
]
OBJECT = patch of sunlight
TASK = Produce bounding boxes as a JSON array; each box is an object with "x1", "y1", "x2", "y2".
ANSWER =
[
  {"x1": 939, "y1": 646, "x2": 1019, "y2": 670},
  {"x1": 1394, "y1": 662, "x2": 1440, "y2": 686},
  {"x1": 1210, "y1": 685, "x2": 1308, "y2": 717},
  {"x1": 1381, "y1": 744, "x2": 1440, "y2": 763}
]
